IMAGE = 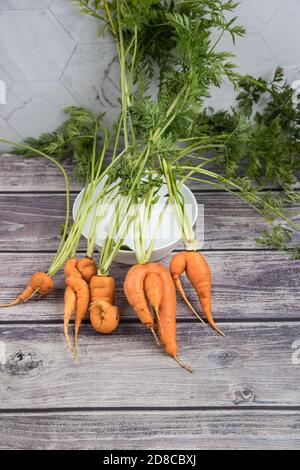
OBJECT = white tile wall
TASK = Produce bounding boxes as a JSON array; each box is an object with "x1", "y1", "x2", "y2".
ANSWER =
[{"x1": 0, "y1": 0, "x2": 299, "y2": 150}]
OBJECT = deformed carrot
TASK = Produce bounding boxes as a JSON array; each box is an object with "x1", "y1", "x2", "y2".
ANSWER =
[
  {"x1": 64, "y1": 257, "x2": 81, "y2": 278},
  {"x1": 89, "y1": 275, "x2": 119, "y2": 334},
  {"x1": 170, "y1": 251, "x2": 224, "y2": 337},
  {"x1": 65, "y1": 275, "x2": 90, "y2": 349},
  {"x1": 0, "y1": 272, "x2": 54, "y2": 308},
  {"x1": 77, "y1": 257, "x2": 97, "y2": 283},
  {"x1": 124, "y1": 263, "x2": 191, "y2": 371},
  {"x1": 124, "y1": 264, "x2": 155, "y2": 328},
  {"x1": 124, "y1": 264, "x2": 159, "y2": 344},
  {"x1": 64, "y1": 286, "x2": 76, "y2": 357},
  {"x1": 90, "y1": 299, "x2": 119, "y2": 334}
]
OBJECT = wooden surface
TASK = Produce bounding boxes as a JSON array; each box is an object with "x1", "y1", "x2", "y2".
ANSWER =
[{"x1": 0, "y1": 154, "x2": 299, "y2": 450}]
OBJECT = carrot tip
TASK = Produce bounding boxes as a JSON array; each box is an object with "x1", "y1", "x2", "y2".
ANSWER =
[
  {"x1": 0, "y1": 299, "x2": 21, "y2": 308},
  {"x1": 150, "y1": 327, "x2": 161, "y2": 347},
  {"x1": 209, "y1": 322, "x2": 225, "y2": 337},
  {"x1": 174, "y1": 356, "x2": 193, "y2": 374},
  {"x1": 72, "y1": 352, "x2": 78, "y2": 361},
  {"x1": 154, "y1": 308, "x2": 161, "y2": 322}
]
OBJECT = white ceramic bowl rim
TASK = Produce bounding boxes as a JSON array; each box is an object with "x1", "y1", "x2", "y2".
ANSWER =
[{"x1": 72, "y1": 181, "x2": 198, "y2": 253}]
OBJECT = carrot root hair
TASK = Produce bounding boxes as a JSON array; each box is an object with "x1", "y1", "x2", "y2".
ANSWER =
[
  {"x1": 174, "y1": 355, "x2": 193, "y2": 373},
  {"x1": 24, "y1": 287, "x2": 41, "y2": 303},
  {"x1": 174, "y1": 278, "x2": 205, "y2": 325},
  {"x1": 150, "y1": 327, "x2": 161, "y2": 347},
  {"x1": 0, "y1": 299, "x2": 22, "y2": 308}
]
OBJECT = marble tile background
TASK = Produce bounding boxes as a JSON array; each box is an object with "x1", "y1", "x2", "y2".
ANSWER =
[{"x1": 0, "y1": 0, "x2": 299, "y2": 150}]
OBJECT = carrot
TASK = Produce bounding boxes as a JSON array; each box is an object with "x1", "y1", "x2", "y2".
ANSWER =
[
  {"x1": 169, "y1": 251, "x2": 224, "y2": 337},
  {"x1": 144, "y1": 272, "x2": 162, "y2": 321},
  {"x1": 0, "y1": 272, "x2": 54, "y2": 308},
  {"x1": 124, "y1": 264, "x2": 158, "y2": 344},
  {"x1": 89, "y1": 275, "x2": 119, "y2": 334},
  {"x1": 64, "y1": 286, "x2": 76, "y2": 357},
  {"x1": 77, "y1": 257, "x2": 97, "y2": 283},
  {"x1": 124, "y1": 263, "x2": 191, "y2": 371},
  {"x1": 65, "y1": 275, "x2": 90, "y2": 350},
  {"x1": 64, "y1": 257, "x2": 81, "y2": 278}
]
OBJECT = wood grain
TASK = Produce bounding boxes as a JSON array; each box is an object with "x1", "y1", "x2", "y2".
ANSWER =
[
  {"x1": 0, "y1": 154, "x2": 222, "y2": 192},
  {"x1": 0, "y1": 154, "x2": 80, "y2": 192},
  {"x1": 0, "y1": 322, "x2": 299, "y2": 409},
  {"x1": 2, "y1": 154, "x2": 298, "y2": 193},
  {"x1": 0, "y1": 251, "x2": 299, "y2": 321},
  {"x1": 0, "y1": 192, "x2": 299, "y2": 251},
  {"x1": 1, "y1": 154, "x2": 299, "y2": 449},
  {"x1": 0, "y1": 410, "x2": 299, "y2": 450}
]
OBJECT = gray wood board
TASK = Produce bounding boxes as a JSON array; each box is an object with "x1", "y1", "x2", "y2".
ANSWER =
[
  {"x1": 0, "y1": 192, "x2": 299, "y2": 251},
  {"x1": 0, "y1": 154, "x2": 80, "y2": 192},
  {"x1": 0, "y1": 322, "x2": 299, "y2": 409},
  {"x1": 0, "y1": 154, "x2": 229, "y2": 192},
  {"x1": 0, "y1": 410, "x2": 299, "y2": 450},
  {"x1": 0, "y1": 252, "x2": 298, "y2": 321},
  {"x1": 3, "y1": 154, "x2": 298, "y2": 192}
]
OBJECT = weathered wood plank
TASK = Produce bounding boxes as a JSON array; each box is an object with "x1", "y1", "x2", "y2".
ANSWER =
[
  {"x1": 0, "y1": 322, "x2": 299, "y2": 408},
  {"x1": 2, "y1": 154, "x2": 298, "y2": 193},
  {"x1": 0, "y1": 410, "x2": 299, "y2": 450},
  {"x1": 0, "y1": 192, "x2": 299, "y2": 251},
  {"x1": 0, "y1": 251, "x2": 298, "y2": 321},
  {"x1": 0, "y1": 154, "x2": 225, "y2": 192},
  {"x1": 0, "y1": 155, "x2": 80, "y2": 192}
]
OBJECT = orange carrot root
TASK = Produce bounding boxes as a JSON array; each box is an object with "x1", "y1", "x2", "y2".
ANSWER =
[
  {"x1": 0, "y1": 272, "x2": 54, "y2": 308},
  {"x1": 124, "y1": 264, "x2": 156, "y2": 329},
  {"x1": 77, "y1": 257, "x2": 97, "y2": 283},
  {"x1": 65, "y1": 275, "x2": 90, "y2": 350},
  {"x1": 170, "y1": 251, "x2": 224, "y2": 337},
  {"x1": 144, "y1": 273, "x2": 162, "y2": 321},
  {"x1": 64, "y1": 257, "x2": 81, "y2": 278},
  {"x1": 90, "y1": 299, "x2": 119, "y2": 334},
  {"x1": 124, "y1": 262, "x2": 190, "y2": 371},
  {"x1": 64, "y1": 286, "x2": 76, "y2": 358},
  {"x1": 173, "y1": 277, "x2": 205, "y2": 325},
  {"x1": 89, "y1": 275, "x2": 119, "y2": 334}
]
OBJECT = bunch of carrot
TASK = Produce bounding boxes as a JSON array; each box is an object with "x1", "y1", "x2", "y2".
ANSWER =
[
  {"x1": 0, "y1": 0, "x2": 231, "y2": 371},
  {"x1": 4, "y1": 0, "x2": 299, "y2": 373}
]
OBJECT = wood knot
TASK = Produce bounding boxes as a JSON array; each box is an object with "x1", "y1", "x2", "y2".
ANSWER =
[
  {"x1": 1, "y1": 350, "x2": 42, "y2": 376},
  {"x1": 210, "y1": 350, "x2": 236, "y2": 366},
  {"x1": 233, "y1": 387, "x2": 256, "y2": 405}
]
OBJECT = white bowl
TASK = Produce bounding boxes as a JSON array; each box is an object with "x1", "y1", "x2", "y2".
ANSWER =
[{"x1": 73, "y1": 180, "x2": 198, "y2": 265}]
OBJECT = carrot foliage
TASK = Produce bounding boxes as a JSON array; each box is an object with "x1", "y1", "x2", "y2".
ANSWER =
[{"x1": 2, "y1": 0, "x2": 300, "y2": 257}]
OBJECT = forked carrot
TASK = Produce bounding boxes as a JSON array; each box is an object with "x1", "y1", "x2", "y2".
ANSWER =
[
  {"x1": 64, "y1": 257, "x2": 81, "y2": 278},
  {"x1": 89, "y1": 275, "x2": 119, "y2": 334},
  {"x1": 124, "y1": 264, "x2": 159, "y2": 345},
  {"x1": 65, "y1": 275, "x2": 90, "y2": 350},
  {"x1": 0, "y1": 272, "x2": 54, "y2": 308},
  {"x1": 169, "y1": 251, "x2": 224, "y2": 337},
  {"x1": 124, "y1": 263, "x2": 192, "y2": 371}
]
